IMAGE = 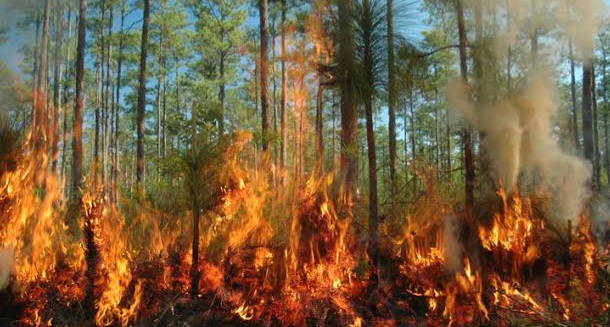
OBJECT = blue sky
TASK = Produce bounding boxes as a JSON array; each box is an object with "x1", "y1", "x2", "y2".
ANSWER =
[{"x1": 1, "y1": 0, "x2": 608, "y2": 77}]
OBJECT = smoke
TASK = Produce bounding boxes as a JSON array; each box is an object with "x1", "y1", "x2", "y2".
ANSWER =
[
  {"x1": 487, "y1": 0, "x2": 605, "y2": 61},
  {"x1": 443, "y1": 215, "x2": 463, "y2": 272},
  {"x1": 446, "y1": 0, "x2": 607, "y2": 222},
  {"x1": 0, "y1": 247, "x2": 13, "y2": 290}
]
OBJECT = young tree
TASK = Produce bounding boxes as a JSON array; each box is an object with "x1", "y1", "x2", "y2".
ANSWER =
[{"x1": 355, "y1": 0, "x2": 385, "y2": 283}]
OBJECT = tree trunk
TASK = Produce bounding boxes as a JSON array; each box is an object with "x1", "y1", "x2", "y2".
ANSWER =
[
  {"x1": 260, "y1": 0, "x2": 271, "y2": 153},
  {"x1": 51, "y1": 0, "x2": 64, "y2": 173},
  {"x1": 104, "y1": 5, "x2": 113, "y2": 195},
  {"x1": 61, "y1": 5, "x2": 73, "y2": 182},
  {"x1": 35, "y1": 0, "x2": 51, "y2": 152},
  {"x1": 569, "y1": 39, "x2": 581, "y2": 152},
  {"x1": 93, "y1": 2, "x2": 104, "y2": 185},
  {"x1": 219, "y1": 52, "x2": 226, "y2": 135},
  {"x1": 190, "y1": 102, "x2": 200, "y2": 297},
  {"x1": 593, "y1": 66, "x2": 600, "y2": 188},
  {"x1": 387, "y1": 0, "x2": 397, "y2": 182},
  {"x1": 315, "y1": 78, "x2": 325, "y2": 174},
  {"x1": 32, "y1": 14, "x2": 41, "y2": 131},
  {"x1": 583, "y1": 60, "x2": 595, "y2": 176},
  {"x1": 365, "y1": 96, "x2": 378, "y2": 283},
  {"x1": 114, "y1": 0, "x2": 126, "y2": 204},
  {"x1": 71, "y1": 0, "x2": 87, "y2": 206},
  {"x1": 338, "y1": 0, "x2": 358, "y2": 200},
  {"x1": 455, "y1": 0, "x2": 474, "y2": 222},
  {"x1": 280, "y1": 0, "x2": 287, "y2": 178},
  {"x1": 136, "y1": 0, "x2": 151, "y2": 194},
  {"x1": 602, "y1": 48, "x2": 610, "y2": 183}
]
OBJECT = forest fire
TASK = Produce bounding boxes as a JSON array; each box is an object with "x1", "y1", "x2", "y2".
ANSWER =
[
  {"x1": 1, "y1": 0, "x2": 610, "y2": 326},
  {"x1": 1, "y1": 126, "x2": 607, "y2": 326}
]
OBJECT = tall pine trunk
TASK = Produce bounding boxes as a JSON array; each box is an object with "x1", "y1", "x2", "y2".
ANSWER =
[
  {"x1": 259, "y1": 0, "x2": 271, "y2": 153},
  {"x1": 51, "y1": 0, "x2": 63, "y2": 172},
  {"x1": 72, "y1": 0, "x2": 88, "y2": 312},
  {"x1": 280, "y1": 0, "x2": 287, "y2": 178},
  {"x1": 60, "y1": 5, "x2": 73, "y2": 182},
  {"x1": 190, "y1": 103, "x2": 200, "y2": 297},
  {"x1": 583, "y1": 60, "x2": 595, "y2": 182},
  {"x1": 35, "y1": 0, "x2": 51, "y2": 153},
  {"x1": 315, "y1": 79, "x2": 325, "y2": 174},
  {"x1": 569, "y1": 39, "x2": 581, "y2": 152},
  {"x1": 387, "y1": 0, "x2": 397, "y2": 183},
  {"x1": 338, "y1": 0, "x2": 358, "y2": 201},
  {"x1": 455, "y1": 0, "x2": 474, "y2": 222},
  {"x1": 136, "y1": 0, "x2": 151, "y2": 194},
  {"x1": 113, "y1": 0, "x2": 127, "y2": 203}
]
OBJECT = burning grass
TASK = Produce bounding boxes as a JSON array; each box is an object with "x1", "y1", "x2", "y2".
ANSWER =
[{"x1": 0, "y1": 132, "x2": 609, "y2": 327}]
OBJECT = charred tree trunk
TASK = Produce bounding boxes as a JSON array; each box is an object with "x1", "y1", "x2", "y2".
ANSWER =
[
  {"x1": 136, "y1": 0, "x2": 151, "y2": 194},
  {"x1": 260, "y1": 0, "x2": 271, "y2": 154},
  {"x1": 83, "y1": 197, "x2": 100, "y2": 319}
]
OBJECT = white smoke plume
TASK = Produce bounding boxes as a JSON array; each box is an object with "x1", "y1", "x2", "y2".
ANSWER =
[
  {"x1": 447, "y1": 0, "x2": 607, "y2": 222},
  {"x1": 448, "y1": 74, "x2": 591, "y2": 222}
]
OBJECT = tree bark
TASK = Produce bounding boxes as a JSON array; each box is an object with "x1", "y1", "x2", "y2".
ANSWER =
[
  {"x1": 569, "y1": 39, "x2": 581, "y2": 152},
  {"x1": 602, "y1": 47, "x2": 610, "y2": 183},
  {"x1": 338, "y1": 0, "x2": 358, "y2": 200},
  {"x1": 593, "y1": 66, "x2": 600, "y2": 187},
  {"x1": 51, "y1": 0, "x2": 64, "y2": 172},
  {"x1": 104, "y1": 5, "x2": 113, "y2": 194},
  {"x1": 60, "y1": 4, "x2": 73, "y2": 182},
  {"x1": 190, "y1": 102, "x2": 200, "y2": 298},
  {"x1": 260, "y1": 0, "x2": 271, "y2": 153},
  {"x1": 455, "y1": 0, "x2": 474, "y2": 222},
  {"x1": 136, "y1": 0, "x2": 151, "y2": 194},
  {"x1": 32, "y1": 14, "x2": 41, "y2": 131},
  {"x1": 315, "y1": 78, "x2": 325, "y2": 174},
  {"x1": 280, "y1": 0, "x2": 287, "y2": 178},
  {"x1": 71, "y1": 0, "x2": 87, "y2": 204},
  {"x1": 113, "y1": 0, "x2": 127, "y2": 204},
  {"x1": 35, "y1": 0, "x2": 51, "y2": 152},
  {"x1": 387, "y1": 0, "x2": 397, "y2": 182},
  {"x1": 583, "y1": 60, "x2": 595, "y2": 176}
]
